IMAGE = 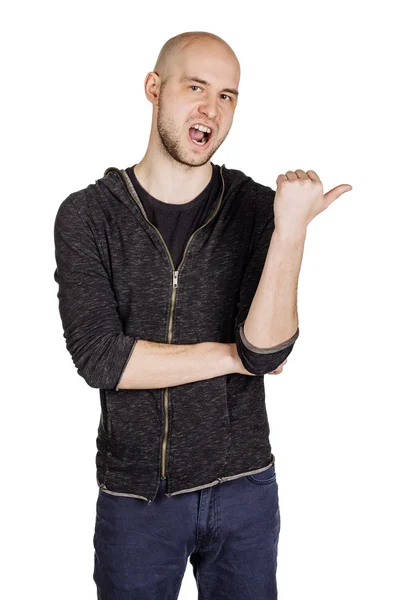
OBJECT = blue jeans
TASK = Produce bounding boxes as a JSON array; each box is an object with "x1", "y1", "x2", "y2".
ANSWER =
[{"x1": 93, "y1": 462, "x2": 280, "y2": 599}]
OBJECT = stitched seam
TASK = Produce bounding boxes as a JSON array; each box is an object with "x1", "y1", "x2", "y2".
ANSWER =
[{"x1": 70, "y1": 196, "x2": 111, "y2": 282}]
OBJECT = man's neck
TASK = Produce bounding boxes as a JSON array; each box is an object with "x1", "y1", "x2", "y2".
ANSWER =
[{"x1": 132, "y1": 158, "x2": 213, "y2": 205}]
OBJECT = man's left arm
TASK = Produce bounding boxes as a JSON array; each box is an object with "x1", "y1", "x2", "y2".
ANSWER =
[
  {"x1": 236, "y1": 168, "x2": 352, "y2": 376},
  {"x1": 237, "y1": 229, "x2": 304, "y2": 375},
  {"x1": 233, "y1": 185, "x2": 301, "y2": 377},
  {"x1": 243, "y1": 228, "x2": 305, "y2": 352}
]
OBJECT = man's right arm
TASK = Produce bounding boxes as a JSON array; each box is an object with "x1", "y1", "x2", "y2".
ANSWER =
[
  {"x1": 116, "y1": 339, "x2": 239, "y2": 390},
  {"x1": 54, "y1": 195, "x2": 244, "y2": 391}
]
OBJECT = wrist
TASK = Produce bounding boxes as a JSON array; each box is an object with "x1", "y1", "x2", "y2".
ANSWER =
[
  {"x1": 273, "y1": 227, "x2": 307, "y2": 245},
  {"x1": 225, "y1": 343, "x2": 241, "y2": 375},
  {"x1": 205, "y1": 342, "x2": 239, "y2": 376}
]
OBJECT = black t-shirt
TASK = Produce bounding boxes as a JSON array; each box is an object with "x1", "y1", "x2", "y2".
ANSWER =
[{"x1": 125, "y1": 162, "x2": 222, "y2": 269}]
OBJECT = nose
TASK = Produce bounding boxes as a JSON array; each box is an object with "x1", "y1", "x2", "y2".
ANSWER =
[{"x1": 198, "y1": 94, "x2": 218, "y2": 121}]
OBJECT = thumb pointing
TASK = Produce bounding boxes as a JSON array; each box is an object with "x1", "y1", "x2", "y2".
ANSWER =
[{"x1": 324, "y1": 184, "x2": 352, "y2": 208}]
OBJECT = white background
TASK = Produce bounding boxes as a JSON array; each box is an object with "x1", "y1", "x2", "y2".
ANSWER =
[{"x1": 2, "y1": 0, "x2": 399, "y2": 598}]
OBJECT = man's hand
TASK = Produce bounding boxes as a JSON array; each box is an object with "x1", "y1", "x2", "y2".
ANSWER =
[{"x1": 274, "y1": 169, "x2": 352, "y2": 237}]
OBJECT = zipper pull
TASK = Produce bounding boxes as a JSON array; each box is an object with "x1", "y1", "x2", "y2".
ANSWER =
[{"x1": 173, "y1": 271, "x2": 179, "y2": 288}]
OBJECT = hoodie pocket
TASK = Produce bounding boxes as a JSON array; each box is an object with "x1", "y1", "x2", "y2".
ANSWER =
[
  {"x1": 222, "y1": 376, "x2": 231, "y2": 431},
  {"x1": 167, "y1": 373, "x2": 232, "y2": 481},
  {"x1": 103, "y1": 388, "x2": 162, "y2": 473}
]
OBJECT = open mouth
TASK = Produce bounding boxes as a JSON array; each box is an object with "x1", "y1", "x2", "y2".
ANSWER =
[{"x1": 188, "y1": 125, "x2": 213, "y2": 149}]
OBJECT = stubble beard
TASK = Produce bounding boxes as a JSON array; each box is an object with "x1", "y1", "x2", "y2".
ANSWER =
[{"x1": 156, "y1": 94, "x2": 226, "y2": 168}]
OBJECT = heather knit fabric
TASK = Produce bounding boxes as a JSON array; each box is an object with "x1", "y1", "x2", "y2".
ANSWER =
[{"x1": 53, "y1": 162, "x2": 299, "y2": 503}]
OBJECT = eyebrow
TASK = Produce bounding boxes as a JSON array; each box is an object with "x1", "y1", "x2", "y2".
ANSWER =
[{"x1": 180, "y1": 75, "x2": 239, "y2": 97}]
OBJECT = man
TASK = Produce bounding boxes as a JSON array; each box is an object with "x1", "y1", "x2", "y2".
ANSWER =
[{"x1": 53, "y1": 30, "x2": 352, "y2": 600}]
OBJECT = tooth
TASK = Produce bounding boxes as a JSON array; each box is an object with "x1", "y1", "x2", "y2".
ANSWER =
[{"x1": 193, "y1": 124, "x2": 211, "y2": 133}]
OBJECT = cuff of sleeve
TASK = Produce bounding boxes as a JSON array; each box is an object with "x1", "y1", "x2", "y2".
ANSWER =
[
  {"x1": 239, "y1": 321, "x2": 299, "y2": 354},
  {"x1": 115, "y1": 337, "x2": 139, "y2": 391}
]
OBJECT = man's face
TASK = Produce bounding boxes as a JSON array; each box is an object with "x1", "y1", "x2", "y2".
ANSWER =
[{"x1": 155, "y1": 45, "x2": 240, "y2": 168}]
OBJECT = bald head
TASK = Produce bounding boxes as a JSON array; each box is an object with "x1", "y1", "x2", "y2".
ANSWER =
[{"x1": 153, "y1": 31, "x2": 240, "y2": 86}]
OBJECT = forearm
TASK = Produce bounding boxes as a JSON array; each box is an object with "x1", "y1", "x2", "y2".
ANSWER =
[
  {"x1": 116, "y1": 340, "x2": 238, "y2": 390},
  {"x1": 243, "y1": 229, "x2": 306, "y2": 349}
]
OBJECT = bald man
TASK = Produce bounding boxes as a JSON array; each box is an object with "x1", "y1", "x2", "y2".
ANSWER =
[{"x1": 54, "y1": 30, "x2": 307, "y2": 600}]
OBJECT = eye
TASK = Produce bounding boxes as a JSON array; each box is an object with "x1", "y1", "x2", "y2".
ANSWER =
[{"x1": 189, "y1": 86, "x2": 232, "y2": 102}]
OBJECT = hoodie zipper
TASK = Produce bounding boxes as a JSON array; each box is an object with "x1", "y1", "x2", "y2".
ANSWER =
[{"x1": 115, "y1": 164, "x2": 226, "y2": 482}]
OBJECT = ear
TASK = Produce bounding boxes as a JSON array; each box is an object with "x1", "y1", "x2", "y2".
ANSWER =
[{"x1": 144, "y1": 72, "x2": 162, "y2": 106}]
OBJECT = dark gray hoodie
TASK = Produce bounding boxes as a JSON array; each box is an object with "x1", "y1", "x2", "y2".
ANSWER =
[{"x1": 53, "y1": 163, "x2": 299, "y2": 504}]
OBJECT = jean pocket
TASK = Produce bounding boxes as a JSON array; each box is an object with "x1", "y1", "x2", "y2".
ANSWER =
[{"x1": 246, "y1": 464, "x2": 276, "y2": 485}]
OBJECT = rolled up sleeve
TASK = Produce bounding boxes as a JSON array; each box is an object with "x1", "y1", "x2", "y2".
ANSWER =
[
  {"x1": 234, "y1": 187, "x2": 300, "y2": 376},
  {"x1": 53, "y1": 196, "x2": 138, "y2": 389}
]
